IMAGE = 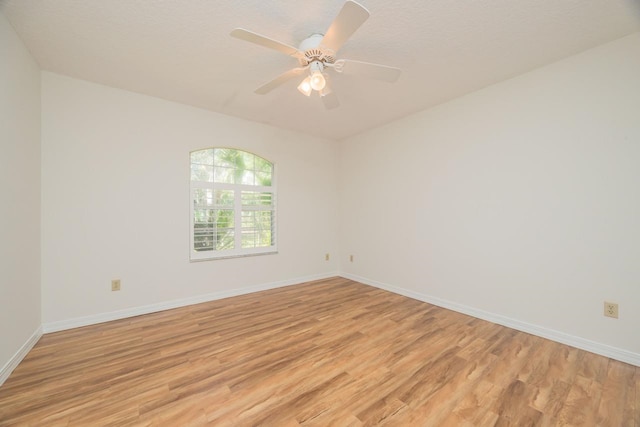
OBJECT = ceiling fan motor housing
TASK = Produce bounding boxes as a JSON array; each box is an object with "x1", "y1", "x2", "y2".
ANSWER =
[{"x1": 298, "y1": 34, "x2": 335, "y2": 66}]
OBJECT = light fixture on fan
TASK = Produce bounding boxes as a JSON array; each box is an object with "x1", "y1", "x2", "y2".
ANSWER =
[
  {"x1": 309, "y1": 61, "x2": 326, "y2": 91},
  {"x1": 297, "y1": 61, "x2": 326, "y2": 96}
]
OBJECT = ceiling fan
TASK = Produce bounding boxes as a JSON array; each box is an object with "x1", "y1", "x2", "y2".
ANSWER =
[{"x1": 230, "y1": 0, "x2": 401, "y2": 109}]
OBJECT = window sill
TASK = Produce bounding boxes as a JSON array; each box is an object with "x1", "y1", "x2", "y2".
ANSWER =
[{"x1": 189, "y1": 250, "x2": 278, "y2": 262}]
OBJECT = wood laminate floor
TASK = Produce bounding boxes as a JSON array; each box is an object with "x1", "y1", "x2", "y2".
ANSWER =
[{"x1": 0, "y1": 277, "x2": 637, "y2": 426}]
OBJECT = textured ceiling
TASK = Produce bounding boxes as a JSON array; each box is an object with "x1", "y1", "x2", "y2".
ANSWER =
[{"x1": 2, "y1": 0, "x2": 640, "y2": 140}]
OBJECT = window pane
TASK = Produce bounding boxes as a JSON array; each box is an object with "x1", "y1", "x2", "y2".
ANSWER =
[
  {"x1": 193, "y1": 207, "x2": 236, "y2": 252},
  {"x1": 214, "y1": 209, "x2": 234, "y2": 229},
  {"x1": 255, "y1": 156, "x2": 272, "y2": 173},
  {"x1": 241, "y1": 210, "x2": 273, "y2": 248},
  {"x1": 194, "y1": 236, "x2": 213, "y2": 252},
  {"x1": 214, "y1": 166, "x2": 235, "y2": 184},
  {"x1": 213, "y1": 148, "x2": 236, "y2": 167},
  {"x1": 241, "y1": 231, "x2": 256, "y2": 248},
  {"x1": 217, "y1": 208, "x2": 234, "y2": 251},
  {"x1": 193, "y1": 208, "x2": 211, "y2": 223},
  {"x1": 191, "y1": 164, "x2": 213, "y2": 182},
  {"x1": 241, "y1": 151, "x2": 255, "y2": 170},
  {"x1": 214, "y1": 190, "x2": 234, "y2": 207},
  {"x1": 214, "y1": 148, "x2": 248, "y2": 173},
  {"x1": 193, "y1": 213, "x2": 214, "y2": 251},
  {"x1": 190, "y1": 149, "x2": 214, "y2": 166},
  {"x1": 216, "y1": 229, "x2": 234, "y2": 250},
  {"x1": 255, "y1": 172, "x2": 271, "y2": 186},
  {"x1": 242, "y1": 191, "x2": 273, "y2": 206},
  {"x1": 193, "y1": 189, "x2": 212, "y2": 207},
  {"x1": 194, "y1": 190, "x2": 234, "y2": 209},
  {"x1": 241, "y1": 170, "x2": 255, "y2": 186}
]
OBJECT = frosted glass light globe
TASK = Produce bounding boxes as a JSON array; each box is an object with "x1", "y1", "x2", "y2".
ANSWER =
[
  {"x1": 297, "y1": 77, "x2": 312, "y2": 96},
  {"x1": 309, "y1": 71, "x2": 326, "y2": 91}
]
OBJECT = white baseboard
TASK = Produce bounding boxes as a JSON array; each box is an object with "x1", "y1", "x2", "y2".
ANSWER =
[
  {"x1": 340, "y1": 272, "x2": 640, "y2": 367},
  {"x1": 43, "y1": 272, "x2": 339, "y2": 334},
  {"x1": 0, "y1": 325, "x2": 43, "y2": 386}
]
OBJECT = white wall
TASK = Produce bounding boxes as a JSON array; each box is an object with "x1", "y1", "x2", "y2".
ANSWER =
[
  {"x1": 0, "y1": 13, "x2": 42, "y2": 381},
  {"x1": 41, "y1": 72, "x2": 339, "y2": 326},
  {"x1": 339, "y1": 33, "x2": 640, "y2": 361}
]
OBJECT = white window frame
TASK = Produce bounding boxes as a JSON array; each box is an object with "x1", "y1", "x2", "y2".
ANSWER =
[{"x1": 190, "y1": 149, "x2": 277, "y2": 261}]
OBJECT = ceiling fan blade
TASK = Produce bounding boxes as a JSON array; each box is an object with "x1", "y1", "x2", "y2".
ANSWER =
[
  {"x1": 231, "y1": 28, "x2": 303, "y2": 58},
  {"x1": 337, "y1": 59, "x2": 401, "y2": 82},
  {"x1": 321, "y1": 1, "x2": 370, "y2": 53},
  {"x1": 255, "y1": 67, "x2": 308, "y2": 95}
]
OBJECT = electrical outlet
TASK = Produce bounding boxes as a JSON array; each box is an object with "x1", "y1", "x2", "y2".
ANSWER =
[
  {"x1": 111, "y1": 279, "x2": 121, "y2": 292},
  {"x1": 350, "y1": 255, "x2": 354, "y2": 262},
  {"x1": 325, "y1": 253, "x2": 330, "y2": 261},
  {"x1": 604, "y1": 301, "x2": 618, "y2": 318}
]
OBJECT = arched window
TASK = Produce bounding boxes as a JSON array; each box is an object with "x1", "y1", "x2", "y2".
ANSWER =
[{"x1": 190, "y1": 148, "x2": 276, "y2": 260}]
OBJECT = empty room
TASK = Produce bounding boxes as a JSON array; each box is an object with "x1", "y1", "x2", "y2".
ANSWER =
[{"x1": 1, "y1": 0, "x2": 639, "y2": 425}]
